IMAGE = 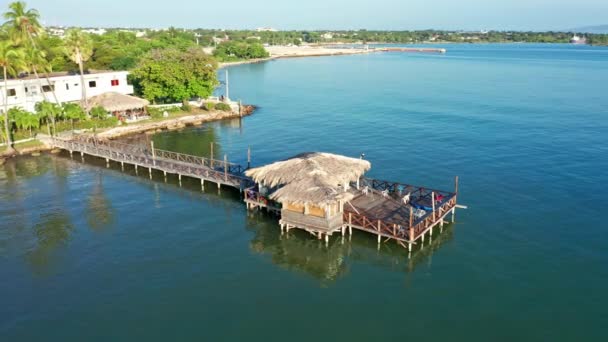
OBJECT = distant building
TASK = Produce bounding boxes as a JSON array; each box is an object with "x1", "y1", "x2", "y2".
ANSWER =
[
  {"x1": 256, "y1": 27, "x2": 278, "y2": 32},
  {"x1": 0, "y1": 71, "x2": 133, "y2": 113},
  {"x1": 321, "y1": 32, "x2": 334, "y2": 40},
  {"x1": 212, "y1": 35, "x2": 230, "y2": 45},
  {"x1": 82, "y1": 28, "x2": 107, "y2": 35},
  {"x1": 47, "y1": 27, "x2": 65, "y2": 37}
]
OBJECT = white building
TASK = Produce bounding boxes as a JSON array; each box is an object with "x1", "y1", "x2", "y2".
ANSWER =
[
  {"x1": 321, "y1": 32, "x2": 334, "y2": 40},
  {"x1": 0, "y1": 70, "x2": 133, "y2": 113},
  {"x1": 256, "y1": 27, "x2": 278, "y2": 32}
]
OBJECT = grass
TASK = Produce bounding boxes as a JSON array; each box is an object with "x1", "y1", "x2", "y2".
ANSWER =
[{"x1": 0, "y1": 139, "x2": 45, "y2": 155}]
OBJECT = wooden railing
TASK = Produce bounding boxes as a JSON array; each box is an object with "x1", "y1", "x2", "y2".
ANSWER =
[{"x1": 52, "y1": 137, "x2": 252, "y2": 188}]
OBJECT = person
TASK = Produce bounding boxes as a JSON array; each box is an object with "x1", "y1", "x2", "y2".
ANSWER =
[{"x1": 436, "y1": 193, "x2": 444, "y2": 203}]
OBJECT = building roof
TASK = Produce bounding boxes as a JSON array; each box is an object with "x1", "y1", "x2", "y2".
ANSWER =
[
  {"x1": 87, "y1": 92, "x2": 149, "y2": 112},
  {"x1": 245, "y1": 152, "x2": 371, "y2": 205}
]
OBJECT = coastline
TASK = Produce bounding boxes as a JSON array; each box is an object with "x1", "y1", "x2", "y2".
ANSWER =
[
  {"x1": 0, "y1": 107, "x2": 254, "y2": 164},
  {"x1": 219, "y1": 46, "x2": 373, "y2": 68}
]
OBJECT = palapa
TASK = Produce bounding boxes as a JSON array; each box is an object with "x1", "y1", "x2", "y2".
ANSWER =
[
  {"x1": 245, "y1": 152, "x2": 371, "y2": 205},
  {"x1": 87, "y1": 92, "x2": 150, "y2": 112}
]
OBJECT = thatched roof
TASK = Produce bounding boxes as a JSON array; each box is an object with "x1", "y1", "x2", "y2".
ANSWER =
[
  {"x1": 245, "y1": 152, "x2": 371, "y2": 205},
  {"x1": 87, "y1": 92, "x2": 149, "y2": 112}
]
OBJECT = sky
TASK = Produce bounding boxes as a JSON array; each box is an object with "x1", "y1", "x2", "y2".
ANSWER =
[{"x1": 22, "y1": 0, "x2": 608, "y2": 31}]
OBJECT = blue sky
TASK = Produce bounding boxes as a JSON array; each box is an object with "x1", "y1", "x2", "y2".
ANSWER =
[{"x1": 25, "y1": 0, "x2": 608, "y2": 31}]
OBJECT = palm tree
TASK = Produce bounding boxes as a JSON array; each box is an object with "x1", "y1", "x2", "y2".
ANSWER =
[
  {"x1": 64, "y1": 29, "x2": 93, "y2": 109},
  {"x1": 62, "y1": 102, "x2": 85, "y2": 131},
  {"x1": 4, "y1": 2, "x2": 61, "y2": 134},
  {"x1": 2, "y1": 1, "x2": 42, "y2": 46},
  {"x1": 0, "y1": 40, "x2": 25, "y2": 151},
  {"x1": 35, "y1": 100, "x2": 60, "y2": 135},
  {"x1": 23, "y1": 46, "x2": 57, "y2": 133}
]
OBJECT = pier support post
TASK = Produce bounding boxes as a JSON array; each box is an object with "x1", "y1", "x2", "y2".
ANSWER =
[
  {"x1": 148, "y1": 167, "x2": 152, "y2": 179},
  {"x1": 121, "y1": 161, "x2": 124, "y2": 171},
  {"x1": 317, "y1": 232, "x2": 322, "y2": 240},
  {"x1": 325, "y1": 234, "x2": 329, "y2": 246},
  {"x1": 69, "y1": 150, "x2": 73, "y2": 158},
  {"x1": 408, "y1": 243, "x2": 412, "y2": 252},
  {"x1": 217, "y1": 183, "x2": 221, "y2": 194},
  {"x1": 348, "y1": 212, "x2": 353, "y2": 236},
  {"x1": 247, "y1": 146, "x2": 251, "y2": 169},
  {"x1": 135, "y1": 164, "x2": 138, "y2": 175},
  {"x1": 201, "y1": 179, "x2": 204, "y2": 191},
  {"x1": 106, "y1": 158, "x2": 109, "y2": 168},
  {"x1": 178, "y1": 174, "x2": 182, "y2": 186},
  {"x1": 451, "y1": 208, "x2": 456, "y2": 223}
]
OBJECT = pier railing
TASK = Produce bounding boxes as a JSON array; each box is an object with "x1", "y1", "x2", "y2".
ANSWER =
[{"x1": 52, "y1": 137, "x2": 252, "y2": 188}]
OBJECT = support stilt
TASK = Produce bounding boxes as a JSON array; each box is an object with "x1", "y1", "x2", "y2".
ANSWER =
[
  {"x1": 148, "y1": 167, "x2": 152, "y2": 179},
  {"x1": 200, "y1": 179, "x2": 204, "y2": 191}
]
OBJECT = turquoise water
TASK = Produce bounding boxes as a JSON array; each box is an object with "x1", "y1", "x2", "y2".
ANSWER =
[{"x1": 1, "y1": 44, "x2": 607, "y2": 340}]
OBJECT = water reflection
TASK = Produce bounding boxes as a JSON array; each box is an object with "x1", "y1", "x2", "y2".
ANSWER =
[
  {"x1": 246, "y1": 210, "x2": 454, "y2": 285},
  {"x1": 86, "y1": 172, "x2": 115, "y2": 231},
  {"x1": 26, "y1": 211, "x2": 74, "y2": 276},
  {"x1": 1, "y1": 134, "x2": 454, "y2": 281}
]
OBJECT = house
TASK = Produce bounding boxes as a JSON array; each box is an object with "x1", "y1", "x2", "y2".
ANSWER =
[
  {"x1": 0, "y1": 70, "x2": 133, "y2": 113},
  {"x1": 321, "y1": 32, "x2": 334, "y2": 40},
  {"x1": 256, "y1": 27, "x2": 278, "y2": 32}
]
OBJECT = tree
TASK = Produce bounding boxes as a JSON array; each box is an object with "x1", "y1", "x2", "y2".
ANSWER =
[
  {"x1": 35, "y1": 100, "x2": 61, "y2": 135},
  {"x1": 0, "y1": 39, "x2": 25, "y2": 150},
  {"x1": 62, "y1": 102, "x2": 85, "y2": 131},
  {"x1": 90, "y1": 105, "x2": 108, "y2": 119},
  {"x1": 131, "y1": 47, "x2": 218, "y2": 103},
  {"x1": 64, "y1": 29, "x2": 93, "y2": 109},
  {"x1": 3, "y1": 1, "x2": 42, "y2": 46},
  {"x1": 9, "y1": 107, "x2": 38, "y2": 136}
]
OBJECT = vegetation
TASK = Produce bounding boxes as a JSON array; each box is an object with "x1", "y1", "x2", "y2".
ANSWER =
[
  {"x1": 213, "y1": 41, "x2": 269, "y2": 61},
  {"x1": 214, "y1": 103, "x2": 231, "y2": 111},
  {"x1": 131, "y1": 47, "x2": 218, "y2": 103},
  {"x1": 63, "y1": 28, "x2": 93, "y2": 107}
]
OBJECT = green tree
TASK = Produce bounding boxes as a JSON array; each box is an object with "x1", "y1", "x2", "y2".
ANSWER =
[
  {"x1": 9, "y1": 107, "x2": 38, "y2": 136},
  {"x1": 35, "y1": 100, "x2": 61, "y2": 135},
  {"x1": 62, "y1": 102, "x2": 85, "y2": 131},
  {"x1": 3, "y1": 1, "x2": 42, "y2": 46},
  {"x1": 0, "y1": 39, "x2": 25, "y2": 150},
  {"x1": 64, "y1": 29, "x2": 93, "y2": 109},
  {"x1": 89, "y1": 105, "x2": 108, "y2": 119},
  {"x1": 131, "y1": 47, "x2": 218, "y2": 103}
]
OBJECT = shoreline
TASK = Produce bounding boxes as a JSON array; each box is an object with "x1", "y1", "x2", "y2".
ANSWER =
[{"x1": 0, "y1": 107, "x2": 254, "y2": 164}]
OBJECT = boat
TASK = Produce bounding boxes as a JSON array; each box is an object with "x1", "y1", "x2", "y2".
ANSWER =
[{"x1": 570, "y1": 35, "x2": 587, "y2": 45}]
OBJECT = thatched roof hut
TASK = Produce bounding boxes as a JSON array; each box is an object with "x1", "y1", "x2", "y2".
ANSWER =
[
  {"x1": 87, "y1": 92, "x2": 149, "y2": 112},
  {"x1": 245, "y1": 152, "x2": 371, "y2": 205}
]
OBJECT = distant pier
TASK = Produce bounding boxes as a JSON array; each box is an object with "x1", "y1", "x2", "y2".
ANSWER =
[{"x1": 375, "y1": 47, "x2": 447, "y2": 54}]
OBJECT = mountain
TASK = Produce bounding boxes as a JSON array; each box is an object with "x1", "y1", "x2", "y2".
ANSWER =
[{"x1": 570, "y1": 25, "x2": 608, "y2": 34}]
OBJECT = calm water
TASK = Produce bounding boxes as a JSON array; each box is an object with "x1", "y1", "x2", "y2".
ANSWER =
[{"x1": 2, "y1": 44, "x2": 607, "y2": 340}]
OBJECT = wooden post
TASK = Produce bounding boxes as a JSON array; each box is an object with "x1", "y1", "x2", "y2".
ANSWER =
[
  {"x1": 178, "y1": 174, "x2": 182, "y2": 186},
  {"x1": 151, "y1": 141, "x2": 156, "y2": 166},
  {"x1": 409, "y1": 206, "x2": 413, "y2": 229},
  {"x1": 201, "y1": 179, "x2": 204, "y2": 191},
  {"x1": 148, "y1": 167, "x2": 152, "y2": 179},
  {"x1": 348, "y1": 212, "x2": 353, "y2": 236},
  {"x1": 247, "y1": 146, "x2": 251, "y2": 169},
  {"x1": 224, "y1": 154, "x2": 228, "y2": 182},
  {"x1": 210, "y1": 142, "x2": 214, "y2": 168},
  {"x1": 377, "y1": 220, "x2": 381, "y2": 244},
  {"x1": 432, "y1": 192, "x2": 436, "y2": 221}
]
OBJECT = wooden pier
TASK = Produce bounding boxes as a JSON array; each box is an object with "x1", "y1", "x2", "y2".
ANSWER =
[
  {"x1": 375, "y1": 47, "x2": 447, "y2": 54},
  {"x1": 51, "y1": 139, "x2": 461, "y2": 254},
  {"x1": 51, "y1": 136, "x2": 252, "y2": 191}
]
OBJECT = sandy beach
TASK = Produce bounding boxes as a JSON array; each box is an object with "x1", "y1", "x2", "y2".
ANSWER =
[{"x1": 219, "y1": 45, "x2": 372, "y2": 67}]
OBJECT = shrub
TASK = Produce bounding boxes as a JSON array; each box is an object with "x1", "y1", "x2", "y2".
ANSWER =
[
  {"x1": 215, "y1": 103, "x2": 232, "y2": 111},
  {"x1": 203, "y1": 102, "x2": 215, "y2": 111},
  {"x1": 181, "y1": 100, "x2": 192, "y2": 112},
  {"x1": 90, "y1": 106, "x2": 108, "y2": 119}
]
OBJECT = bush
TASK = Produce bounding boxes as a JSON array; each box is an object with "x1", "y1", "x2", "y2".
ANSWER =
[
  {"x1": 181, "y1": 100, "x2": 192, "y2": 112},
  {"x1": 90, "y1": 106, "x2": 108, "y2": 119},
  {"x1": 203, "y1": 102, "x2": 215, "y2": 111},
  {"x1": 215, "y1": 103, "x2": 232, "y2": 111}
]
